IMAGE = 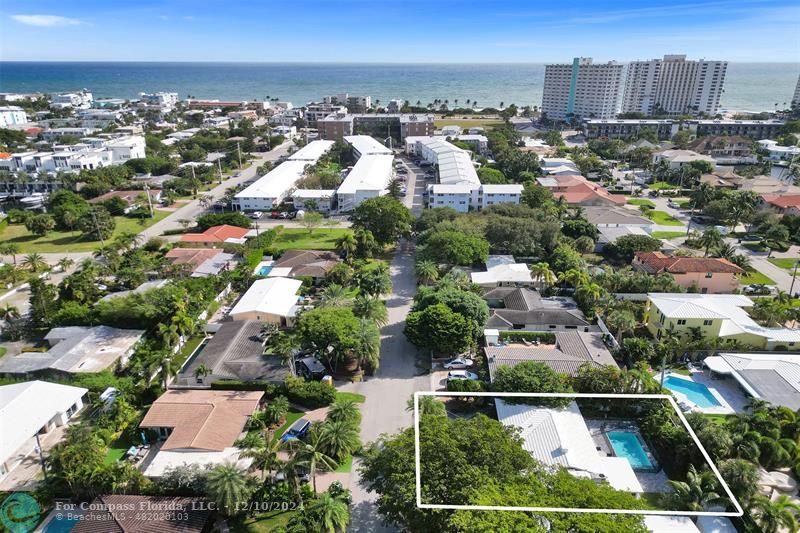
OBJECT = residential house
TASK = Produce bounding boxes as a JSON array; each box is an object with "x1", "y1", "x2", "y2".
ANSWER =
[
  {"x1": 176, "y1": 321, "x2": 289, "y2": 387},
  {"x1": 271, "y1": 250, "x2": 340, "y2": 283},
  {"x1": 139, "y1": 389, "x2": 263, "y2": 477},
  {"x1": 471, "y1": 255, "x2": 534, "y2": 288},
  {"x1": 229, "y1": 277, "x2": 303, "y2": 325},
  {"x1": 653, "y1": 149, "x2": 716, "y2": 170},
  {"x1": 704, "y1": 353, "x2": 800, "y2": 411},
  {"x1": 687, "y1": 135, "x2": 755, "y2": 164},
  {"x1": 485, "y1": 330, "x2": 617, "y2": 378},
  {"x1": 483, "y1": 287, "x2": 594, "y2": 331},
  {"x1": 88, "y1": 189, "x2": 162, "y2": 214},
  {"x1": 100, "y1": 279, "x2": 170, "y2": 302},
  {"x1": 180, "y1": 224, "x2": 250, "y2": 246},
  {"x1": 0, "y1": 326, "x2": 145, "y2": 377},
  {"x1": 759, "y1": 194, "x2": 800, "y2": 216},
  {"x1": 164, "y1": 248, "x2": 234, "y2": 277},
  {"x1": 496, "y1": 400, "x2": 642, "y2": 494},
  {"x1": 584, "y1": 206, "x2": 655, "y2": 250},
  {"x1": 536, "y1": 175, "x2": 626, "y2": 206},
  {"x1": 72, "y1": 496, "x2": 212, "y2": 533},
  {"x1": 0, "y1": 381, "x2": 87, "y2": 481},
  {"x1": 633, "y1": 252, "x2": 744, "y2": 293},
  {"x1": 757, "y1": 139, "x2": 800, "y2": 161},
  {"x1": 645, "y1": 293, "x2": 800, "y2": 350}
]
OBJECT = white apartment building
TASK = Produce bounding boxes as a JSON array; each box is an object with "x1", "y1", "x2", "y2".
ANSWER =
[
  {"x1": 0, "y1": 106, "x2": 28, "y2": 128},
  {"x1": 234, "y1": 140, "x2": 334, "y2": 210},
  {"x1": 139, "y1": 92, "x2": 179, "y2": 111},
  {"x1": 105, "y1": 136, "x2": 146, "y2": 163},
  {"x1": 336, "y1": 136, "x2": 395, "y2": 211},
  {"x1": 292, "y1": 189, "x2": 335, "y2": 213},
  {"x1": 51, "y1": 90, "x2": 93, "y2": 109},
  {"x1": 386, "y1": 99, "x2": 405, "y2": 113},
  {"x1": 542, "y1": 58, "x2": 624, "y2": 121},
  {"x1": 622, "y1": 55, "x2": 727, "y2": 116},
  {"x1": 304, "y1": 103, "x2": 347, "y2": 124},
  {"x1": 323, "y1": 93, "x2": 372, "y2": 112}
]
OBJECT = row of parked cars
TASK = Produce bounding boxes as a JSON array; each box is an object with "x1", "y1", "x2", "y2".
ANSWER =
[{"x1": 249, "y1": 210, "x2": 298, "y2": 220}]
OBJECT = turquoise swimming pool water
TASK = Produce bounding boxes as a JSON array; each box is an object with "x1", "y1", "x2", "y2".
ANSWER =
[
  {"x1": 663, "y1": 376, "x2": 721, "y2": 408},
  {"x1": 607, "y1": 431, "x2": 654, "y2": 470},
  {"x1": 257, "y1": 265, "x2": 273, "y2": 276},
  {"x1": 43, "y1": 515, "x2": 79, "y2": 533}
]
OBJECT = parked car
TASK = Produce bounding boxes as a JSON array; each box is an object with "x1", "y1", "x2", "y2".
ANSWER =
[
  {"x1": 690, "y1": 215, "x2": 712, "y2": 224},
  {"x1": 249, "y1": 211, "x2": 263, "y2": 219},
  {"x1": 743, "y1": 284, "x2": 772, "y2": 296},
  {"x1": 295, "y1": 356, "x2": 327, "y2": 380},
  {"x1": 443, "y1": 357, "x2": 474, "y2": 370},
  {"x1": 280, "y1": 418, "x2": 311, "y2": 442},
  {"x1": 447, "y1": 370, "x2": 479, "y2": 381},
  {"x1": 270, "y1": 211, "x2": 281, "y2": 219},
  {"x1": 419, "y1": 161, "x2": 434, "y2": 167},
  {"x1": 667, "y1": 201, "x2": 680, "y2": 209}
]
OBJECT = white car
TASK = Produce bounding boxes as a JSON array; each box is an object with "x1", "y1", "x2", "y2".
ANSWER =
[
  {"x1": 447, "y1": 370, "x2": 479, "y2": 381},
  {"x1": 443, "y1": 357, "x2": 474, "y2": 370},
  {"x1": 250, "y1": 211, "x2": 263, "y2": 219}
]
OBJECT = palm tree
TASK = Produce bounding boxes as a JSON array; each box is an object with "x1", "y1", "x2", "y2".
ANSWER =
[
  {"x1": 239, "y1": 432, "x2": 283, "y2": 481},
  {"x1": 529, "y1": 262, "x2": 556, "y2": 290},
  {"x1": 666, "y1": 465, "x2": 728, "y2": 512},
  {"x1": 303, "y1": 492, "x2": 350, "y2": 533},
  {"x1": 114, "y1": 232, "x2": 142, "y2": 251},
  {"x1": 56, "y1": 257, "x2": 74, "y2": 272},
  {"x1": 194, "y1": 363, "x2": 212, "y2": 381},
  {"x1": 712, "y1": 242, "x2": 737, "y2": 261},
  {"x1": 0, "y1": 243, "x2": 20, "y2": 265},
  {"x1": 205, "y1": 464, "x2": 252, "y2": 517},
  {"x1": 0, "y1": 303, "x2": 20, "y2": 322},
  {"x1": 198, "y1": 194, "x2": 214, "y2": 209},
  {"x1": 326, "y1": 399, "x2": 361, "y2": 425},
  {"x1": 157, "y1": 353, "x2": 175, "y2": 389},
  {"x1": 605, "y1": 309, "x2": 636, "y2": 343},
  {"x1": 352, "y1": 294, "x2": 388, "y2": 326},
  {"x1": 750, "y1": 494, "x2": 800, "y2": 533},
  {"x1": 700, "y1": 228, "x2": 724, "y2": 257},
  {"x1": 406, "y1": 395, "x2": 447, "y2": 417},
  {"x1": 559, "y1": 268, "x2": 589, "y2": 288},
  {"x1": 353, "y1": 318, "x2": 380, "y2": 371},
  {"x1": 730, "y1": 253, "x2": 752, "y2": 271},
  {"x1": 318, "y1": 420, "x2": 360, "y2": 462},
  {"x1": 21, "y1": 253, "x2": 47, "y2": 273},
  {"x1": 319, "y1": 284, "x2": 352, "y2": 307},
  {"x1": 334, "y1": 234, "x2": 357, "y2": 261},
  {"x1": 171, "y1": 311, "x2": 195, "y2": 338},
  {"x1": 415, "y1": 260, "x2": 439, "y2": 285},
  {"x1": 177, "y1": 218, "x2": 192, "y2": 230},
  {"x1": 158, "y1": 323, "x2": 180, "y2": 349},
  {"x1": 286, "y1": 426, "x2": 338, "y2": 494}
]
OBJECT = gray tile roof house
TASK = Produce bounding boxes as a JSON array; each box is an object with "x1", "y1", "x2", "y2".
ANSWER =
[
  {"x1": 483, "y1": 287, "x2": 594, "y2": 331},
  {"x1": 486, "y1": 331, "x2": 618, "y2": 379},
  {"x1": 0, "y1": 326, "x2": 145, "y2": 376},
  {"x1": 582, "y1": 206, "x2": 653, "y2": 227},
  {"x1": 176, "y1": 321, "x2": 289, "y2": 387}
]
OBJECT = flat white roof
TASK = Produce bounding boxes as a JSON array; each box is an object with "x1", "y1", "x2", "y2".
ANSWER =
[
  {"x1": 431, "y1": 183, "x2": 473, "y2": 194},
  {"x1": 292, "y1": 189, "x2": 336, "y2": 198},
  {"x1": 338, "y1": 154, "x2": 394, "y2": 195},
  {"x1": 0, "y1": 381, "x2": 88, "y2": 464},
  {"x1": 288, "y1": 140, "x2": 334, "y2": 161},
  {"x1": 230, "y1": 277, "x2": 302, "y2": 318},
  {"x1": 344, "y1": 135, "x2": 392, "y2": 156},
  {"x1": 143, "y1": 448, "x2": 251, "y2": 477},
  {"x1": 496, "y1": 400, "x2": 643, "y2": 493},
  {"x1": 471, "y1": 262, "x2": 533, "y2": 285},
  {"x1": 481, "y1": 184, "x2": 523, "y2": 194},
  {"x1": 644, "y1": 515, "x2": 701, "y2": 533},
  {"x1": 235, "y1": 160, "x2": 309, "y2": 200}
]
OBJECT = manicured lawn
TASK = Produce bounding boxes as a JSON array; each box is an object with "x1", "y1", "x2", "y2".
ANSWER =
[
  {"x1": 0, "y1": 210, "x2": 170, "y2": 253},
  {"x1": 272, "y1": 228, "x2": 352, "y2": 254},
  {"x1": 768, "y1": 258, "x2": 800, "y2": 270},
  {"x1": 335, "y1": 391, "x2": 366, "y2": 403},
  {"x1": 275, "y1": 408, "x2": 304, "y2": 438},
  {"x1": 334, "y1": 454, "x2": 353, "y2": 473},
  {"x1": 174, "y1": 335, "x2": 206, "y2": 371},
  {"x1": 651, "y1": 231, "x2": 685, "y2": 240},
  {"x1": 743, "y1": 242, "x2": 768, "y2": 252},
  {"x1": 741, "y1": 269, "x2": 776, "y2": 285},
  {"x1": 434, "y1": 118, "x2": 504, "y2": 129},
  {"x1": 625, "y1": 198, "x2": 655, "y2": 208},
  {"x1": 702, "y1": 414, "x2": 734, "y2": 426},
  {"x1": 645, "y1": 210, "x2": 684, "y2": 226},
  {"x1": 649, "y1": 181, "x2": 677, "y2": 190},
  {"x1": 104, "y1": 433, "x2": 137, "y2": 465},
  {"x1": 0, "y1": 347, "x2": 6, "y2": 359},
  {"x1": 232, "y1": 510, "x2": 296, "y2": 533},
  {"x1": 674, "y1": 198, "x2": 692, "y2": 208}
]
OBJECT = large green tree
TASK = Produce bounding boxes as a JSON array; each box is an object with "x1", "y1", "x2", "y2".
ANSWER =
[
  {"x1": 405, "y1": 303, "x2": 473, "y2": 355},
  {"x1": 351, "y1": 196, "x2": 413, "y2": 245}
]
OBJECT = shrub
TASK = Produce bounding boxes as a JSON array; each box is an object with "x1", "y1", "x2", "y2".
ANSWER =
[
  {"x1": 446, "y1": 378, "x2": 485, "y2": 393},
  {"x1": 285, "y1": 376, "x2": 336, "y2": 408},
  {"x1": 497, "y1": 331, "x2": 556, "y2": 344}
]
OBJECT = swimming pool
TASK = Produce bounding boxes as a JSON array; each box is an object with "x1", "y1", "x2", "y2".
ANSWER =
[
  {"x1": 607, "y1": 431, "x2": 654, "y2": 470},
  {"x1": 42, "y1": 514, "x2": 80, "y2": 532},
  {"x1": 257, "y1": 265, "x2": 273, "y2": 276},
  {"x1": 663, "y1": 375, "x2": 721, "y2": 408}
]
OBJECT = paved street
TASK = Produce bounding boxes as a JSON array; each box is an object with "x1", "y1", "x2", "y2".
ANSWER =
[{"x1": 341, "y1": 240, "x2": 428, "y2": 532}]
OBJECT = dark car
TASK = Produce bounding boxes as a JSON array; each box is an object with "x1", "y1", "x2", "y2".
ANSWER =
[
  {"x1": 280, "y1": 418, "x2": 311, "y2": 442},
  {"x1": 295, "y1": 356, "x2": 327, "y2": 380},
  {"x1": 690, "y1": 215, "x2": 712, "y2": 224}
]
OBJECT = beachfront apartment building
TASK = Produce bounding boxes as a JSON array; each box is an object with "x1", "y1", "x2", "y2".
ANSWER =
[
  {"x1": 645, "y1": 293, "x2": 800, "y2": 351},
  {"x1": 337, "y1": 135, "x2": 394, "y2": 211},
  {"x1": 622, "y1": 55, "x2": 727, "y2": 116},
  {"x1": 233, "y1": 140, "x2": 334, "y2": 210},
  {"x1": 305, "y1": 102, "x2": 347, "y2": 124},
  {"x1": 139, "y1": 92, "x2": 179, "y2": 111},
  {"x1": 323, "y1": 93, "x2": 372, "y2": 113},
  {"x1": 0, "y1": 106, "x2": 28, "y2": 128},
  {"x1": 542, "y1": 58, "x2": 624, "y2": 121},
  {"x1": 690, "y1": 119, "x2": 786, "y2": 138},
  {"x1": 318, "y1": 113, "x2": 435, "y2": 142},
  {"x1": 51, "y1": 90, "x2": 93, "y2": 109},
  {"x1": 582, "y1": 118, "x2": 786, "y2": 140}
]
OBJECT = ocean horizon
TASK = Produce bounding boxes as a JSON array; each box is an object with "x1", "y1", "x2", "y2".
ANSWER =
[{"x1": 1, "y1": 61, "x2": 798, "y2": 113}]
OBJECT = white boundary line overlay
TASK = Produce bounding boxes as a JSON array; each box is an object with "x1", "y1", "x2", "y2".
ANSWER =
[{"x1": 413, "y1": 391, "x2": 744, "y2": 517}]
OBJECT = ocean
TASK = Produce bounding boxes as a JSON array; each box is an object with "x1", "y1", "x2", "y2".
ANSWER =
[{"x1": 1, "y1": 62, "x2": 798, "y2": 113}]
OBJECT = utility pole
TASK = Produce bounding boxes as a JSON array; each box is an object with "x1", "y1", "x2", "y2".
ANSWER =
[
  {"x1": 35, "y1": 432, "x2": 47, "y2": 481},
  {"x1": 91, "y1": 208, "x2": 105, "y2": 248},
  {"x1": 143, "y1": 183, "x2": 154, "y2": 218},
  {"x1": 237, "y1": 142, "x2": 243, "y2": 169},
  {"x1": 217, "y1": 159, "x2": 223, "y2": 184},
  {"x1": 791, "y1": 260, "x2": 799, "y2": 296}
]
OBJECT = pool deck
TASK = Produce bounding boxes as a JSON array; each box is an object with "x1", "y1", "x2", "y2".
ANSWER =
[
  {"x1": 586, "y1": 419, "x2": 671, "y2": 493},
  {"x1": 657, "y1": 371, "x2": 746, "y2": 415}
]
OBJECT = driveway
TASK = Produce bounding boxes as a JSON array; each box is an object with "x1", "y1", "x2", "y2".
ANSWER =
[
  {"x1": 339, "y1": 240, "x2": 428, "y2": 532},
  {"x1": 137, "y1": 142, "x2": 295, "y2": 241},
  {"x1": 397, "y1": 157, "x2": 426, "y2": 216}
]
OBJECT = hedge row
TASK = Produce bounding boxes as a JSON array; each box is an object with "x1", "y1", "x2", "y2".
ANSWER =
[{"x1": 497, "y1": 331, "x2": 556, "y2": 344}]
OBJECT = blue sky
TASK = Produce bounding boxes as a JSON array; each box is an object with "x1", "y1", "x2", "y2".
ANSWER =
[{"x1": 1, "y1": 0, "x2": 798, "y2": 62}]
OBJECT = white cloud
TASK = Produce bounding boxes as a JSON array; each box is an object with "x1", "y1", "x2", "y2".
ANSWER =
[{"x1": 11, "y1": 14, "x2": 83, "y2": 27}]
